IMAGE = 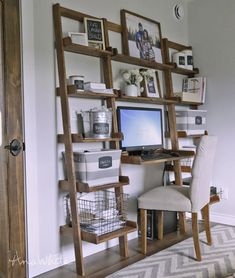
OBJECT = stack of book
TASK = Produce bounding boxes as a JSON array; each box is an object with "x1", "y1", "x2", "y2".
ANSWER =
[
  {"x1": 84, "y1": 82, "x2": 114, "y2": 94},
  {"x1": 175, "y1": 77, "x2": 206, "y2": 103}
]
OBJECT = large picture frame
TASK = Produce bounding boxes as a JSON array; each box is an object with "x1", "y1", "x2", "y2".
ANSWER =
[
  {"x1": 142, "y1": 71, "x2": 162, "y2": 98},
  {"x1": 121, "y1": 10, "x2": 163, "y2": 63}
]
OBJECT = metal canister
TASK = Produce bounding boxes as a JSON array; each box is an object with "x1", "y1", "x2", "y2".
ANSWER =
[{"x1": 89, "y1": 108, "x2": 112, "y2": 138}]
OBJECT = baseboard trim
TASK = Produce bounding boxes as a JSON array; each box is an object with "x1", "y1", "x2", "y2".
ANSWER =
[
  {"x1": 210, "y1": 212, "x2": 235, "y2": 226},
  {"x1": 186, "y1": 212, "x2": 235, "y2": 226}
]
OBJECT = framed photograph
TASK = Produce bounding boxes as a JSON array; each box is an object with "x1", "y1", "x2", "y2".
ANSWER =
[
  {"x1": 142, "y1": 71, "x2": 162, "y2": 98},
  {"x1": 84, "y1": 17, "x2": 106, "y2": 50},
  {"x1": 121, "y1": 10, "x2": 163, "y2": 63}
]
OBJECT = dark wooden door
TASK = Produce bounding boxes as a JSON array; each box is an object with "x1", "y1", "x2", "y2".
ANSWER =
[{"x1": 0, "y1": 1, "x2": 26, "y2": 277}]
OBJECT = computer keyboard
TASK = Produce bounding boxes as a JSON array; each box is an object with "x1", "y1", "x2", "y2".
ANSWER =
[{"x1": 141, "y1": 152, "x2": 173, "y2": 161}]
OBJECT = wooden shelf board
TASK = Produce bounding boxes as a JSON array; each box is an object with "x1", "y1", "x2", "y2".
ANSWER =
[
  {"x1": 116, "y1": 95, "x2": 177, "y2": 105},
  {"x1": 167, "y1": 40, "x2": 192, "y2": 52},
  {"x1": 171, "y1": 67, "x2": 199, "y2": 76},
  {"x1": 58, "y1": 132, "x2": 123, "y2": 143},
  {"x1": 60, "y1": 220, "x2": 137, "y2": 244},
  {"x1": 57, "y1": 91, "x2": 202, "y2": 109},
  {"x1": 165, "y1": 165, "x2": 192, "y2": 173},
  {"x1": 210, "y1": 194, "x2": 220, "y2": 205},
  {"x1": 56, "y1": 85, "x2": 118, "y2": 99},
  {"x1": 111, "y1": 54, "x2": 173, "y2": 71},
  {"x1": 116, "y1": 95, "x2": 202, "y2": 107},
  {"x1": 59, "y1": 176, "x2": 129, "y2": 193},
  {"x1": 63, "y1": 37, "x2": 112, "y2": 57},
  {"x1": 165, "y1": 131, "x2": 206, "y2": 138},
  {"x1": 177, "y1": 100, "x2": 203, "y2": 106},
  {"x1": 121, "y1": 150, "x2": 195, "y2": 165}
]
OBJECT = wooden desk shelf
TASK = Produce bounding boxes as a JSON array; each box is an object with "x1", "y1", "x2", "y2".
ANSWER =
[
  {"x1": 121, "y1": 150, "x2": 195, "y2": 165},
  {"x1": 57, "y1": 132, "x2": 123, "y2": 143},
  {"x1": 63, "y1": 37, "x2": 112, "y2": 57},
  {"x1": 60, "y1": 220, "x2": 137, "y2": 244},
  {"x1": 165, "y1": 131, "x2": 206, "y2": 138},
  {"x1": 59, "y1": 176, "x2": 129, "y2": 193}
]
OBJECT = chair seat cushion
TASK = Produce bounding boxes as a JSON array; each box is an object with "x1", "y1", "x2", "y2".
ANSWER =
[{"x1": 138, "y1": 185, "x2": 192, "y2": 212}]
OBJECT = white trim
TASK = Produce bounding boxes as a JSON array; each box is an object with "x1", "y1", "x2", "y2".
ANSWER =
[
  {"x1": 210, "y1": 212, "x2": 235, "y2": 226},
  {"x1": 186, "y1": 212, "x2": 235, "y2": 226}
]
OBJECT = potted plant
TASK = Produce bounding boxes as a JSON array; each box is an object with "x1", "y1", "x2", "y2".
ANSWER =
[{"x1": 121, "y1": 69, "x2": 143, "y2": 97}]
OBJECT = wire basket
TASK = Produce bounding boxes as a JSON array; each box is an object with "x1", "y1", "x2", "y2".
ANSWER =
[
  {"x1": 65, "y1": 190, "x2": 128, "y2": 236},
  {"x1": 181, "y1": 156, "x2": 194, "y2": 167},
  {"x1": 180, "y1": 145, "x2": 196, "y2": 167}
]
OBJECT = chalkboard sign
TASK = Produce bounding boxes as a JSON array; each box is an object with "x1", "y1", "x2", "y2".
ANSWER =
[{"x1": 84, "y1": 17, "x2": 105, "y2": 50}]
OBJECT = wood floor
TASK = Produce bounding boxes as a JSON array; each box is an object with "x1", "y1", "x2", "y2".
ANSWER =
[{"x1": 37, "y1": 220, "x2": 213, "y2": 278}]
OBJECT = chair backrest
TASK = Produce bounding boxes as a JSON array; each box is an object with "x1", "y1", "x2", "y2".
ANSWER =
[{"x1": 190, "y1": 135, "x2": 217, "y2": 212}]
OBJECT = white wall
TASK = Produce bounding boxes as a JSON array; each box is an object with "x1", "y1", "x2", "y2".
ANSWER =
[
  {"x1": 188, "y1": 0, "x2": 235, "y2": 224},
  {"x1": 22, "y1": 0, "x2": 190, "y2": 276}
]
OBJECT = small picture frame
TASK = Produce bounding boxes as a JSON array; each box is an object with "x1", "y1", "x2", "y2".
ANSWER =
[
  {"x1": 68, "y1": 32, "x2": 88, "y2": 46},
  {"x1": 83, "y1": 17, "x2": 106, "y2": 50},
  {"x1": 142, "y1": 71, "x2": 162, "y2": 98},
  {"x1": 121, "y1": 10, "x2": 163, "y2": 63}
]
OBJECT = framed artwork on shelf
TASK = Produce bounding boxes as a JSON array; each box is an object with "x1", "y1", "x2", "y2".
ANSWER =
[
  {"x1": 84, "y1": 17, "x2": 106, "y2": 50},
  {"x1": 141, "y1": 70, "x2": 162, "y2": 98},
  {"x1": 121, "y1": 10, "x2": 163, "y2": 63}
]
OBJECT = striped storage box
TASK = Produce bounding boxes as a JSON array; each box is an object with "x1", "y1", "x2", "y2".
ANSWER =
[
  {"x1": 176, "y1": 110, "x2": 206, "y2": 135},
  {"x1": 73, "y1": 149, "x2": 121, "y2": 186}
]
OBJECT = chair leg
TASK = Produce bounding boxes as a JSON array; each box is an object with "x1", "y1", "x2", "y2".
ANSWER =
[
  {"x1": 140, "y1": 209, "x2": 147, "y2": 254},
  {"x1": 201, "y1": 204, "x2": 212, "y2": 245},
  {"x1": 157, "y1": 211, "x2": 164, "y2": 240},
  {"x1": 192, "y1": 212, "x2": 202, "y2": 261},
  {"x1": 178, "y1": 212, "x2": 186, "y2": 234}
]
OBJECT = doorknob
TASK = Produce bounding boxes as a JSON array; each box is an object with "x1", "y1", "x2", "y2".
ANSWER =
[{"x1": 4, "y1": 139, "x2": 22, "y2": 156}]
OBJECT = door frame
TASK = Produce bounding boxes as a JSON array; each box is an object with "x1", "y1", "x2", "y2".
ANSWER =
[{"x1": 0, "y1": 0, "x2": 26, "y2": 277}]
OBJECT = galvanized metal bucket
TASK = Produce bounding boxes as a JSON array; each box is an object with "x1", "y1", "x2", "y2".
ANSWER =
[{"x1": 81, "y1": 107, "x2": 112, "y2": 138}]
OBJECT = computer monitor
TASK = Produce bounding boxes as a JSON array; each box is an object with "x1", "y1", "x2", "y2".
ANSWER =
[{"x1": 117, "y1": 106, "x2": 163, "y2": 153}]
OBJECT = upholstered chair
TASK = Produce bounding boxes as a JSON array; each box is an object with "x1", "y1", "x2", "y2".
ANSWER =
[{"x1": 138, "y1": 135, "x2": 217, "y2": 261}]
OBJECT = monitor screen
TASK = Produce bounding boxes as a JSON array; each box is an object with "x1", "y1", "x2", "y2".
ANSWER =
[{"x1": 117, "y1": 106, "x2": 163, "y2": 152}]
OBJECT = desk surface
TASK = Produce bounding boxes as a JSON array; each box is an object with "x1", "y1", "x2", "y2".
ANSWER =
[{"x1": 121, "y1": 150, "x2": 195, "y2": 165}]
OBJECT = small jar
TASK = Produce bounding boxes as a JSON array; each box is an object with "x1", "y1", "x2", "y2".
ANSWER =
[
  {"x1": 182, "y1": 50, "x2": 193, "y2": 70},
  {"x1": 172, "y1": 51, "x2": 186, "y2": 69},
  {"x1": 68, "y1": 75, "x2": 84, "y2": 90}
]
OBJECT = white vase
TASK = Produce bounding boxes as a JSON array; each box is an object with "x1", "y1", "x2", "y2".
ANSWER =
[{"x1": 125, "y1": 84, "x2": 138, "y2": 97}]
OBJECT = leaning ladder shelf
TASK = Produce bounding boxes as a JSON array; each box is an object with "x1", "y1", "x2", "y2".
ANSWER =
[
  {"x1": 53, "y1": 4, "x2": 137, "y2": 276},
  {"x1": 53, "y1": 4, "x2": 219, "y2": 276}
]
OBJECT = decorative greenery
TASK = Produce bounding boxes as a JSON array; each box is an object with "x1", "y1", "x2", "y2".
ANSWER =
[{"x1": 121, "y1": 69, "x2": 143, "y2": 86}]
